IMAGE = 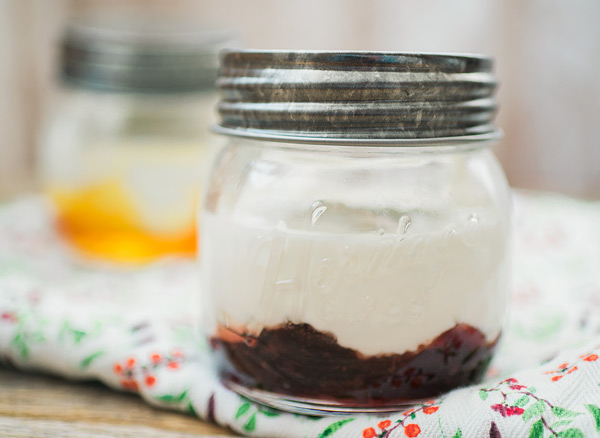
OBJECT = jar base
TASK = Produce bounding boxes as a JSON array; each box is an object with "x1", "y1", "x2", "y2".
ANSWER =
[{"x1": 224, "y1": 380, "x2": 429, "y2": 416}]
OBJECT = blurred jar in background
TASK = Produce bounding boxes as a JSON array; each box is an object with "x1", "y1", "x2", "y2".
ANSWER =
[{"x1": 39, "y1": 16, "x2": 229, "y2": 263}]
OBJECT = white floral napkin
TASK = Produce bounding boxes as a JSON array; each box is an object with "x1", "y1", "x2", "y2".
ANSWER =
[{"x1": 1, "y1": 193, "x2": 600, "y2": 437}]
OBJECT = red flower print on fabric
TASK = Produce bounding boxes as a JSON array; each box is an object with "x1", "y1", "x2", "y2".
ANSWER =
[
  {"x1": 543, "y1": 349, "x2": 600, "y2": 382},
  {"x1": 423, "y1": 406, "x2": 439, "y2": 415},
  {"x1": 1, "y1": 312, "x2": 18, "y2": 323},
  {"x1": 145, "y1": 375, "x2": 156, "y2": 387},
  {"x1": 362, "y1": 427, "x2": 376, "y2": 438},
  {"x1": 378, "y1": 420, "x2": 391, "y2": 429},
  {"x1": 491, "y1": 404, "x2": 524, "y2": 417},
  {"x1": 404, "y1": 424, "x2": 421, "y2": 437},
  {"x1": 480, "y1": 374, "x2": 591, "y2": 437},
  {"x1": 112, "y1": 350, "x2": 186, "y2": 392},
  {"x1": 359, "y1": 401, "x2": 438, "y2": 438}
]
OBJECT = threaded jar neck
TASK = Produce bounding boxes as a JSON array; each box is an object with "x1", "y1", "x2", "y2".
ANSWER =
[{"x1": 215, "y1": 50, "x2": 501, "y2": 146}]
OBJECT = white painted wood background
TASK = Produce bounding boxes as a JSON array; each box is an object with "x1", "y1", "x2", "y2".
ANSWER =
[{"x1": 1, "y1": 0, "x2": 599, "y2": 198}]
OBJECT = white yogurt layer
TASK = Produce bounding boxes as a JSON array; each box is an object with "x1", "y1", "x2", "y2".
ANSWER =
[{"x1": 201, "y1": 210, "x2": 510, "y2": 357}]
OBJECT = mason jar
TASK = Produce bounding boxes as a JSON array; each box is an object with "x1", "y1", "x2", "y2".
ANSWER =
[
  {"x1": 38, "y1": 17, "x2": 229, "y2": 263},
  {"x1": 202, "y1": 51, "x2": 511, "y2": 413}
]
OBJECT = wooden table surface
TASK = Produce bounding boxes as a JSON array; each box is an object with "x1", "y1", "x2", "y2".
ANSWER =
[{"x1": 0, "y1": 367, "x2": 237, "y2": 437}]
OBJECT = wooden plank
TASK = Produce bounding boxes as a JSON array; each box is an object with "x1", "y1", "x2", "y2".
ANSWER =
[
  {"x1": 0, "y1": 367, "x2": 236, "y2": 437},
  {"x1": 0, "y1": 417, "x2": 229, "y2": 438}
]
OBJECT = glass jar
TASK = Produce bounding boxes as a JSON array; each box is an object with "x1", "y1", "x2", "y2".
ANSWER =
[
  {"x1": 202, "y1": 51, "x2": 511, "y2": 413},
  {"x1": 38, "y1": 17, "x2": 229, "y2": 263}
]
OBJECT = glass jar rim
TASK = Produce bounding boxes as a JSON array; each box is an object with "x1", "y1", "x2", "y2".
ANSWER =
[{"x1": 212, "y1": 125, "x2": 503, "y2": 148}]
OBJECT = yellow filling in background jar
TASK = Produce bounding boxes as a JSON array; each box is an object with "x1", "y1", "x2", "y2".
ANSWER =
[
  {"x1": 42, "y1": 139, "x2": 208, "y2": 263},
  {"x1": 48, "y1": 180, "x2": 197, "y2": 263}
]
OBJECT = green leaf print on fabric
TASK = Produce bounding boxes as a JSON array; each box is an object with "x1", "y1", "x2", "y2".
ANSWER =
[
  {"x1": 480, "y1": 390, "x2": 489, "y2": 401},
  {"x1": 523, "y1": 400, "x2": 546, "y2": 422},
  {"x1": 556, "y1": 429, "x2": 584, "y2": 438},
  {"x1": 514, "y1": 315, "x2": 564, "y2": 342},
  {"x1": 72, "y1": 329, "x2": 86, "y2": 344},
  {"x1": 551, "y1": 420, "x2": 576, "y2": 429},
  {"x1": 186, "y1": 402, "x2": 196, "y2": 416},
  {"x1": 437, "y1": 417, "x2": 461, "y2": 438},
  {"x1": 9, "y1": 313, "x2": 47, "y2": 359},
  {"x1": 233, "y1": 399, "x2": 281, "y2": 433},
  {"x1": 260, "y1": 408, "x2": 280, "y2": 417},
  {"x1": 79, "y1": 351, "x2": 105, "y2": 369},
  {"x1": 551, "y1": 406, "x2": 581, "y2": 419},
  {"x1": 480, "y1": 377, "x2": 594, "y2": 437},
  {"x1": 235, "y1": 402, "x2": 251, "y2": 420},
  {"x1": 157, "y1": 389, "x2": 188, "y2": 404},
  {"x1": 59, "y1": 321, "x2": 86, "y2": 344},
  {"x1": 528, "y1": 419, "x2": 543, "y2": 438},
  {"x1": 11, "y1": 332, "x2": 29, "y2": 359},
  {"x1": 515, "y1": 396, "x2": 530, "y2": 407},
  {"x1": 0, "y1": 256, "x2": 31, "y2": 277},
  {"x1": 243, "y1": 412, "x2": 257, "y2": 432},
  {"x1": 318, "y1": 418, "x2": 355, "y2": 438},
  {"x1": 584, "y1": 404, "x2": 600, "y2": 431}
]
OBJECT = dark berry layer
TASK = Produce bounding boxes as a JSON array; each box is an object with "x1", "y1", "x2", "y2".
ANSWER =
[{"x1": 211, "y1": 322, "x2": 498, "y2": 405}]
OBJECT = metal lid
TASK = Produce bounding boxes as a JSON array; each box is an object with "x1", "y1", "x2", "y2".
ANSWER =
[
  {"x1": 61, "y1": 15, "x2": 232, "y2": 94},
  {"x1": 215, "y1": 50, "x2": 501, "y2": 145}
]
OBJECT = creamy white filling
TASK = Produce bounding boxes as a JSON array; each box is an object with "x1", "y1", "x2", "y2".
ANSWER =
[{"x1": 201, "y1": 211, "x2": 509, "y2": 357}]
